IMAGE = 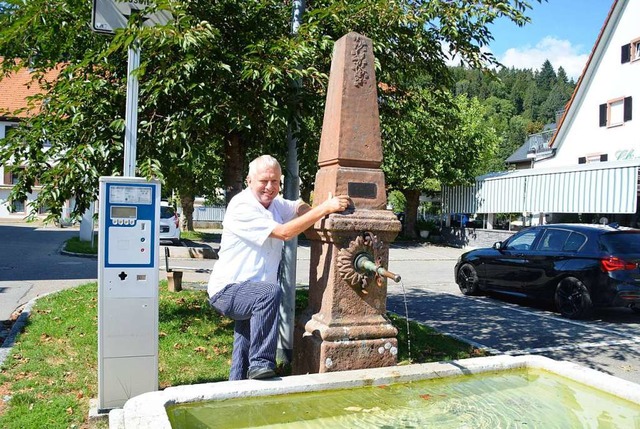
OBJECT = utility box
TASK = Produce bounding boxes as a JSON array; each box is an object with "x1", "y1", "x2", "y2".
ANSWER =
[{"x1": 97, "y1": 176, "x2": 160, "y2": 411}]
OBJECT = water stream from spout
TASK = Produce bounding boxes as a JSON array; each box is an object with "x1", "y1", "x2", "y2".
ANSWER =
[{"x1": 398, "y1": 280, "x2": 411, "y2": 362}]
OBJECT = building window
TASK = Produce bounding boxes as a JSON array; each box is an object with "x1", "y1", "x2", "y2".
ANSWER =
[
  {"x1": 621, "y1": 39, "x2": 640, "y2": 63},
  {"x1": 10, "y1": 199, "x2": 26, "y2": 214},
  {"x1": 4, "y1": 167, "x2": 25, "y2": 185},
  {"x1": 10, "y1": 168, "x2": 22, "y2": 184},
  {"x1": 579, "y1": 154, "x2": 607, "y2": 164},
  {"x1": 599, "y1": 97, "x2": 632, "y2": 127},
  {"x1": 609, "y1": 98, "x2": 625, "y2": 126},
  {"x1": 2, "y1": 124, "x2": 17, "y2": 139}
]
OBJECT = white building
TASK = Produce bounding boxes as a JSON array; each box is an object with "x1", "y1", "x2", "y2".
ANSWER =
[
  {"x1": 443, "y1": 0, "x2": 640, "y2": 229},
  {"x1": 0, "y1": 60, "x2": 61, "y2": 219}
]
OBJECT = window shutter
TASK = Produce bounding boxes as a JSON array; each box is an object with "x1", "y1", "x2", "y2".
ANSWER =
[
  {"x1": 624, "y1": 96, "x2": 632, "y2": 122},
  {"x1": 578, "y1": 157, "x2": 587, "y2": 164},
  {"x1": 622, "y1": 44, "x2": 631, "y2": 63},
  {"x1": 599, "y1": 103, "x2": 607, "y2": 127},
  {"x1": 3, "y1": 171, "x2": 11, "y2": 185},
  {"x1": 600, "y1": 154, "x2": 608, "y2": 162}
]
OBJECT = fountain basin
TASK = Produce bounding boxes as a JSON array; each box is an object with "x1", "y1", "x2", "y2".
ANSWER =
[{"x1": 109, "y1": 355, "x2": 640, "y2": 428}]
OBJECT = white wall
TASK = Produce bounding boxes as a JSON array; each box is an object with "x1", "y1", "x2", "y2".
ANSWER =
[
  {"x1": 0, "y1": 121, "x2": 7, "y2": 184},
  {"x1": 537, "y1": 0, "x2": 640, "y2": 168}
]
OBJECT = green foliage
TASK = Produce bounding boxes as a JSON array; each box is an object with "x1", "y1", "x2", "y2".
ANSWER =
[
  {"x1": 0, "y1": 0, "x2": 543, "y2": 223},
  {"x1": 179, "y1": 230, "x2": 220, "y2": 242},
  {"x1": 388, "y1": 190, "x2": 406, "y2": 213},
  {"x1": 416, "y1": 218, "x2": 438, "y2": 233},
  {"x1": 450, "y1": 61, "x2": 576, "y2": 174}
]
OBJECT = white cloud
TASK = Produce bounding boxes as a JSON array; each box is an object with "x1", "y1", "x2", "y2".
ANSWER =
[{"x1": 498, "y1": 36, "x2": 590, "y2": 80}]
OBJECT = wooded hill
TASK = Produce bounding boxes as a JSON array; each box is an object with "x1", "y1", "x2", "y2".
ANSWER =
[{"x1": 449, "y1": 60, "x2": 576, "y2": 174}]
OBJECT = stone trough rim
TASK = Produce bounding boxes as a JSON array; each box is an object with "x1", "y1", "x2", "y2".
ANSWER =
[{"x1": 110, "y1": 354, "x2": 640, "y2": 428}]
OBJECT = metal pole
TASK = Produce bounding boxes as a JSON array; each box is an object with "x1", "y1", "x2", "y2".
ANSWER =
[
  {"x1": 277, "y1": 0, "x2": 305, "y2": 365},
  {"x1": 123, "y1": 41, "x2": 140, "y2": 177}
]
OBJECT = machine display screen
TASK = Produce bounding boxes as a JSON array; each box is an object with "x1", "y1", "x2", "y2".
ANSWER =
[
  {"x1": 110, "y1": 205, "x2": 137, "y2": 219},
  {"x1": 109, "y1": 185, "x2": 153, "y2": 205}
]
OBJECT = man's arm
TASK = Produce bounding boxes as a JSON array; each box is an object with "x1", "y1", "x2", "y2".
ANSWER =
[
  {"x1": 270, "y1": 195, "x2": 350, "y2": 241},
  {"x1": 296, "y1": 201, "x2": 311, "y2": 216}
]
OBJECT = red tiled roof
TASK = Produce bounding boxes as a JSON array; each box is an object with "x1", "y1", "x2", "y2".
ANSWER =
[{"x1": 0, "y1": 58, "x2": 62, "y2": 119}]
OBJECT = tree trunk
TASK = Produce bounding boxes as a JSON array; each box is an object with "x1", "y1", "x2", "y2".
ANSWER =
[
  {"x1": 180, "y1": 194, "x2": 195, "y2": 232},
  {"x1": 224, "y1": 132, "x2": 246, "y2": 204},
  {"x1": 402, "y1": 189, "x2": 421, "y2": 239},
  {"x1": 300, "y1": 182, "x2": 312, "y2": 206}
]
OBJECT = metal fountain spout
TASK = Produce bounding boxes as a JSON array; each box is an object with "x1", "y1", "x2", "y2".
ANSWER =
[
  {"x1": 354, "y1": 252, "x2": 401, "y2": 283},
  {"x1": 335, "y1": 231, "x2": 401, "y2": 294}
]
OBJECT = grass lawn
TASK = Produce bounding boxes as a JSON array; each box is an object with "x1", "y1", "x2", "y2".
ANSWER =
[
  {"x1": 64, "y1": 236, "x2": 98, "y2": 255},
  {"x1": 0, "y1": 282, "x2": 487, "y2": 428}
]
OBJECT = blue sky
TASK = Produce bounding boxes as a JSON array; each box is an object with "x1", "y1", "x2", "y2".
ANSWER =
[{"x1": 487, "y1": 0, "x2": 614, "y2": 80}]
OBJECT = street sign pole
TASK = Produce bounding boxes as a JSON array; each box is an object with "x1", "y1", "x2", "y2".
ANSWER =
[
  {"x1": 123, "y1": 41, "x2": 140, "y2": 177},
  {"x1": 91, "y1": 0, "x2": 172, "y2": 177},
  {"x1": 278, "y1": 0, "x2": 305, "y2": 365}
]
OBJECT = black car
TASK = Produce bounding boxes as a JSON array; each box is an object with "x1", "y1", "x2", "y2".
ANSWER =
[{"x1": 454, "y1": 223, "x2": 640, "y2": 319}]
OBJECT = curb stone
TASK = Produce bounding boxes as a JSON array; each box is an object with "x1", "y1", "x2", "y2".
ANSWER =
[{"x1": 0, "y1": 293, "x2": 54, "y2": 367}]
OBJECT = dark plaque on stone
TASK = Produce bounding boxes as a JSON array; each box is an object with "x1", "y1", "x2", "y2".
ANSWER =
[{"x1": 348, "y1": 182, "x2": 377, "y2": 199}]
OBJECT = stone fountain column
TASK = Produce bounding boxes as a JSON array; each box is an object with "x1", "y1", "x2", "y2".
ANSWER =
[{"x1": 292, "y1": 32, "x2": 402, "y2": 375}]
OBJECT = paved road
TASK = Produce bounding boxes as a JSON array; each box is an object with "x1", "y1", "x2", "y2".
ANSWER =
[
  {"x1": 381, "y1": 246, "x2": 640, "y2": 386},
  {"x1": 0, "y1": 223, "x2": 97, "y2": 324},
  {"x1": 2, "y1": 224, "x2": 640, "y2": 386}
]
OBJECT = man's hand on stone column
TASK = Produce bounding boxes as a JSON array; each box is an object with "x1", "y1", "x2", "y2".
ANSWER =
[{"x1": 325, "y1": 192, "x2": 351, "y2": 213}]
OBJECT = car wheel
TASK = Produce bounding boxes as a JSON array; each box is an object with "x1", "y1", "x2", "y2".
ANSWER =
[
  {"x1": 554, "y1": 277, "x2": 593, "y2": 319},
  {"x1": 457, "y1": 263, "x2": 480, "y2": 296}
]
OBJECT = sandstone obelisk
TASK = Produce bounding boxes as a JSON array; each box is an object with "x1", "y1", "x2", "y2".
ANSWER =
[{"x1": 293, "y1": 32, "x2": 402, "y2": 375}]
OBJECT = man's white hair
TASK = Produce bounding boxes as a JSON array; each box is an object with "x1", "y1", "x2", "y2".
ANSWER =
[{"x1": 247, "y1": 155, "x2": 281, "y2": 179}]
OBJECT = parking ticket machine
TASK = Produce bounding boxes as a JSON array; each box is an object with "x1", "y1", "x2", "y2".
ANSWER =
[{"x1": 97, "y1": 176, "x2": 160, "y2": 411}]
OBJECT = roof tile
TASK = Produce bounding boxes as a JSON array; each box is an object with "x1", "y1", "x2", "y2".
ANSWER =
[{"x1": 0, "y1": 58, "x2": 61, "y2": 119}]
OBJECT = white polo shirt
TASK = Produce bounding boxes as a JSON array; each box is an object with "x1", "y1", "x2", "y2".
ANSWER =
[{"x1": 207, "y1": 188, "x2": 299, "y2": 298}]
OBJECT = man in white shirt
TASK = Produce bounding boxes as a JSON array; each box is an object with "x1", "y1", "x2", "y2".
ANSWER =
[{"x1": 208, "y1": 154, "x2": 350, "y2": 380}]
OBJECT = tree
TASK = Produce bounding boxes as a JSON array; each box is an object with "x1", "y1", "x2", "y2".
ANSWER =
[
  {"x1": 0, "y1": 0, "x2": 542, "y2": 229},
  {"x1": 382, "y1": 89, "x2": 500, "y2": 237},
  {"x1": 536, "y1": 59, "x2": 556, "y2": 92}
]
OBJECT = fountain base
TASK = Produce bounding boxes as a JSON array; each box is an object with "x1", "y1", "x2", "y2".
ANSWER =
[{"x1": 293, "y1": 313, "x2": 398, "y2": 374}]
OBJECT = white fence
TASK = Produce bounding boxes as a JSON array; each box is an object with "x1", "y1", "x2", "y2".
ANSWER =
[{"x1": 192, "y1": 205, "x2": 226, "y2": 222}]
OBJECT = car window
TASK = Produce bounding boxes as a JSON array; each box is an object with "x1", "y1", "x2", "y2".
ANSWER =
[
  {"x1": 537, "y1": 229, "x2": 571, "y2": 252},
  {"x1": 564, "y1": 232, "x2": 587, "y2": 252},
  {"x1": 160, "y1": 206, "x2": 175, "y2": 219},
  {"x1": 600, "y1": 232, "x2": 640, "y2": 254},
  {"x1": 504, "y1": 230, "x2": 539, "y2": 251}
]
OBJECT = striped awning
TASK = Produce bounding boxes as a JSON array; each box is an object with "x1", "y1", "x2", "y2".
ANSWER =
[{"x1": 442, "y1": 159, "x2": 640, "y2": 214}]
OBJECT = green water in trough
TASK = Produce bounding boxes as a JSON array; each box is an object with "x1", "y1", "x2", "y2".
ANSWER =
[{"x1": 167, "y1": 368, "x2": 640, "y2": 428}]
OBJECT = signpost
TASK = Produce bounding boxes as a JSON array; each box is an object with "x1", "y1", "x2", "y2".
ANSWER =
[
  {"x1": 91, "y1": 0, "x2": 171, "y2": 177},
  {"x1": 91, "y1": 0, "x2": 171, "y2": 35}
]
